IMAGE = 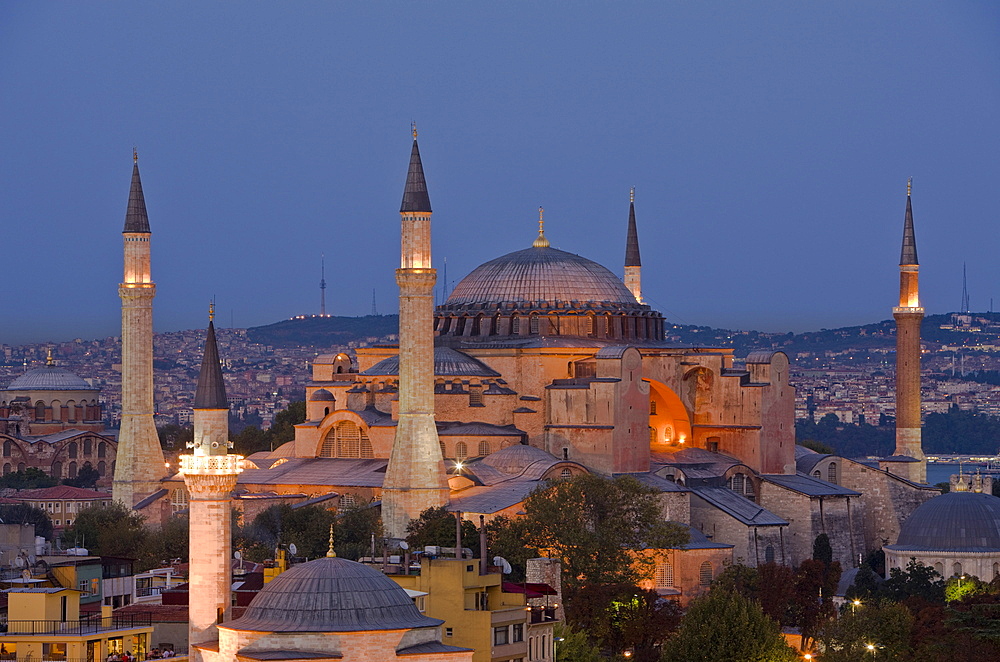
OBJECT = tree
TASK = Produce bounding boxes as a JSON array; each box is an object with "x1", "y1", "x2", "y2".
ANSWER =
[
  {"x1": 520, "y1": 474, "x2": 688, "y2": 592},
  {"x1": 798, "y1": 439, "x2": 835, "y2": 455},
  {"x1": 230, "y1": 401, "x2": 306, "y2": 455},
  {"x1": 553, "y1": 623, "x2": 601, "y2": 662},
  {"x1": 880, "y1": 559, "x2": 945, "y2": 604},
  {"x1": 334, "y1": 501, "x2": 383, "y2": 560},
  {"x1": 565, "y1": 584, "x2": 681, "y2": 660},
  {"x1": 62, "y1": 463, "x2": 100, "y2": 489},
  {"x1": 405, "y1": 507, "x2": 480, "y2": 556},
  {"x1": 660, "y1": 589, "x2": 797, "y2": 662},
  {"x1": 812, "y1": 533, "x2": 833, "y2": 565},
  {"x1": 0, "y1": 468, "x2": 58, "y2": 490},
  {"x1": 62, "y1": 502, "x2": 147, "y2": 560},
  {"x1": 0, "y1": 503, "x2": 53, "y2": 540},
  {"x1": 236, "y1": 503, "x2": 335, "y2": 561},
  {"x1": 816, "y1": 601, "x2": 913, "y2": 662},
  {"x1": 142, "y1": 515, "x2": 189, "y2": 568}
]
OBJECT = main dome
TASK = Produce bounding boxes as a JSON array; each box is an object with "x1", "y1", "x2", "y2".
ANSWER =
[
  {"x1": 5, "y1": 366, "x2": 95, "y2": 392},
  {"x1": 445, "y1": 246, "x2": 638, "y2": 307},
  {"x1": 223, "y1": 556, "x2": 441, "y2": 632},
  {"x1": 891, "y1": 491, "x2": 1000, "y2": 552}
]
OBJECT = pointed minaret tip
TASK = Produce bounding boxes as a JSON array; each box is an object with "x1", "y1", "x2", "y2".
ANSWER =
[
  {"x1": 400, "y1": 125, "x2": 431, "y2": 213},
  {"x1": 900, "y1": 178, "x2": 918, "y2": 266},
  {"x1": 625, "y1": 188, "x2": 641, "y2": 267},
  {"x1": 533, "y1": 206, "x2": 550, "y2": 248},
  {"x1": 194, "y1": 311, "x2": 228, "y2": 409},
  {"x1": 124, "y1": 152, "x2": 151, "y2": 233}
]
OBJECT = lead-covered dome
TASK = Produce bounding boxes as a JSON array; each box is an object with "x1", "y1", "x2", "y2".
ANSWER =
[
  {"x1": 6, "y1": 366, "x2": 95, "y2": 392},
  {"x1": 891, "y1": 491, "x2": 1000, "y2": 552},
  {"x1": 446, "y1": 246, "x2": 637, "y2": 307},
  {"x1": 223, "y1": 556, "x2": 441, "y2": 632}
]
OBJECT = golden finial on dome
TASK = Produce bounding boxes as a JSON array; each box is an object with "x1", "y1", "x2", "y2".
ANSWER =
[
  {"x1": 533, "y1": 206, "x2": 550, "y2": 248},
  {"x1": 133, "y1": 147, "x2": 138, "y2": 164},
  {"x1": 411, "y1": 121, "x2": 417, "y2": 140},
  {"x1": 326, "y1": 523, "x2": 337, "y2": 557},
  {"x1": 630, "y1": 186, "x2": 635, "y2": 204},
  {"x1": 46, "y1": 349, "x2": 55, "y2": 367},
  {"x1": 907, "y1": 177, "x2": 912, "y2": 197}
]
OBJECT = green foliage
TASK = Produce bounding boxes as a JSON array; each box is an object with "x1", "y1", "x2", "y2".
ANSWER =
[
  {"x1": 812, "y1": 533, "x2": 833, "y2": 565},
  {"x1": 660, "y1": 589, "x2": 797, "y2": 662},
  {"x1": 237, "y1": 503, "x2": 336, "y2": 561},
  {"x1": 0, "y1": 503, "x2": 53, "y2": 540},
  {"x1": 0, "y1": 468, "x2": 59, "y2": 490},
  {"x1": 944, "y1": 574, "x2": 989, "y2": 603},
  {"x1": 521, "y1": 474, "x2": 688, "y2": 591},
  {"x1": 484, "y1": 515, "x2": 532, "y2": 582},
  {"x1": 881, "y1": 559, "x2": 945, "y2": 604},
  {"x1": 554, "y1": 623, "x2": 601, "y2": 662},
  {"x1": 62, "y1": 502, "x2": 147, "y2": 560},
  {"x1": 334, "y1": 501, "x2": 383, "y2": 560},
  {"x1": 157, "y1": 423, "x2": 193, "y2": 450},
  {"x1": 565, "y1": 585, "x2": 681, "y2": 661},
  {"x1": 62, "y1": 463, "x2": 100, "y2": 489},
  {"x1": 141, "y1": 515, "x2": 189, "y2": 568},
  {"x1": 798, "y1": 439, "x2": 835, "y2": 455},
  {"x1": 817, "y1": 601, "x2": 913, "y2": 662},
  {"x1": 405, "y1": 507, "x2": 481, "y2": 556},
  {"x1": 231, "y1": 401, "x2": 305, "y2": 455},
  {"x1": 846, "y1": 563, "x2": 881, "y2": 601},
  {"x1": 713, "y1": 563, "x2": 761, "y2": 598}
]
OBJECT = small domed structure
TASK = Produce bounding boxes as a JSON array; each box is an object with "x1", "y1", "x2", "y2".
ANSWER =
[
  {"x1": 7, "y1": 365, "x2": 94, "y2": 391},
  {"x1": 884, "y1": 490, "x2": 1000, "y2": 580},
  {"x1": 310, "y1": 389, "x2": 336, "y2": 402},
  {"x1": 1, "y1": 358, "x2": 104, "y2": 435}
]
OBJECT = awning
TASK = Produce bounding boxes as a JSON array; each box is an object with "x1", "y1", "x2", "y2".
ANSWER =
[{"x1": 502, "y1": 581, "x2": 558, "y2": 598}]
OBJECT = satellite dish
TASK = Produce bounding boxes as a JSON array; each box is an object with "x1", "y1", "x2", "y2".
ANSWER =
[
  {"x1": 234, "y1": 551, "x2": 242, "y2": 560},
  {"x1": 493, "y1": 556, "x2": 512, "y2": 574},
  {"x1": 13, "y1": 557, "x2": 24, "y2": 568},
  {"x1": 399, "y1": 541, "x2": 409, "y2": 550},
  {"x1": 289, "y1": 543, "x2": 298, "y2": 556}
]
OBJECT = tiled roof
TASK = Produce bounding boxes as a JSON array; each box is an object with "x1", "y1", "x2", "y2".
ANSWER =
[
  {"x1": 237, "y1": 458, "x2": 388, "y2": 488},
  {"x1": 5, "y1": 366, "x2": 96, "y2": 391},
  {"x1": 761, "y1": 473, "x2": 860, "y2": 497},
  {"x1": 14, "y1": 486, "x2": 111, "y2": 500},
  {"x1": 692, "y1": 487, "x2": 788, "y2": 527},
  {"x1": 447, "y1": 478, "x2": 539, "y2": 515},
  {"x1": 361, "y1": 346, "x2": 499, "y2": 377},
  {"x1": 397, "y1": 642, "x2": 473, "y2": 656}
]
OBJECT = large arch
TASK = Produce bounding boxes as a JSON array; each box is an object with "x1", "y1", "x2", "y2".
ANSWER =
[
  {"x1": 645, "y1": 378, "x2": 692, "y2": 453},
  {"x1": 316, "y1": 417, "x2": 374, "y2": 459}
]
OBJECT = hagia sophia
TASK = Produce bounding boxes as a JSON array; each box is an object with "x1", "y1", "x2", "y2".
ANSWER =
[{"x1": 7, "y1": 134, "x2": 1000, "y2": 661}]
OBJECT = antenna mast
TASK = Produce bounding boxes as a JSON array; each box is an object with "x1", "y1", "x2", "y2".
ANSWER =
[
  {"x1": 961, "y1": 262, "x2": 970, "y2": 313},
  {"x1": 320, "y1": 254, "x2": 327, "y2": 316},
  {"x1": 372, "y1": 288, "x2": 377, "y2": 316}
]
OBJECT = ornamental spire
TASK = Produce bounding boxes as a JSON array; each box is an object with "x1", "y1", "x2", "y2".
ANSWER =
[
  {"x1": 900, "y1": 178, "x2": 918, "y2": 266},
  {"x1": 194, "y1": 309, "x2": 227, "y2": 409},
  {"x1": 400, "y1": 125, "x2": 431, "y2": 213},
  {"x1": 533, "y1": 206, "x2": 550, "y2": 248},
  {"x1": 326, "y1": 523, "x2": 337, "y2": 557},
  {"x1": 625, "y1": 187, "x2": 641, "y2": 267},
  {"x1": 124, "y1": 152, "x2": 151, "y2": 233}
]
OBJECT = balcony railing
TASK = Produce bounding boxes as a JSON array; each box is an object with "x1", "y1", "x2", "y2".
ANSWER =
[{"x1": 0, "y1": 614, "x2": 152, "y2": 635}]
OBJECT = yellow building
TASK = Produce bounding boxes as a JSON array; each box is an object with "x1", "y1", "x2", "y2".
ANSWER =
[
  {"x1": 0, "y1": 588, "x2": 152, "y2": 662},
  {"x1": 390, "y1": 555, "x2": 558, "y2": 662}
]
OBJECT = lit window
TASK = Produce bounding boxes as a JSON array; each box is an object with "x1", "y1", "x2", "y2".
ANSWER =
[
  {"x1": 699, "y1": 561, "x2": 713, "y2": 586},
  {"x1": 494, "y1": 626, "x2": 509, "y2": 646},
  {"x1": 655, "y1": 561, "x2": 674, "y2": 587}
]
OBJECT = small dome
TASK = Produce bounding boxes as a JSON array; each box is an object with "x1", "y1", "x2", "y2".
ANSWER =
[
  {"x1": 310, "y1": 389, "x2": 335, "y2": 402},
  {"x1": 446, "y1": 246, "x2": 637, "y2": 308},
  {"x1": 482, "y1": 443, "x2": 557, "y2": 475},
  {"x1": 5, "y1": 366, "x2": 95, "y2": 392},
  {"x1": 224, "y1": 556, "x2": 441, "y2": 632},
  {"x1": 892, "y1": 491, "x2": 1000, "y2": 552}
]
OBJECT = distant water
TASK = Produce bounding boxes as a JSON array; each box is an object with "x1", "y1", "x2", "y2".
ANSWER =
[{"x1": 926, "y1": 463, "x2": 970, "y2": 486}]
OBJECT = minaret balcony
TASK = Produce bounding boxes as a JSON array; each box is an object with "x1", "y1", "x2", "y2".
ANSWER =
[
  {"x1": 893, "y1": 306, "x2": 925, "y2": 314},
  {"x1": 179, "y1": 453, "x2": 244, "y2": 475}
]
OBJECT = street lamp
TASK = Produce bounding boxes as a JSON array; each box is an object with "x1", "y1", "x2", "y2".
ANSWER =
[
  {"x1": 866, "y1": 643, "x2": 877, "y2": 657},
  {"x1": 851, "y1": 599, "x2": 861, "y2": 613}
]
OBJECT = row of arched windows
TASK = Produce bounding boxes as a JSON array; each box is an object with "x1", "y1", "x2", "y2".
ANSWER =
[
  {"x1": 812, "y1": 462, "x2": 838, "y2": 484},
  {"x1": 436, "y1": 311, "x2": 663, "y2": 341}
]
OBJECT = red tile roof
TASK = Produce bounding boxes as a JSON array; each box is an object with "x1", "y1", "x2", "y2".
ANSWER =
[{"x1": 14, "y1": 486, "x2": 112, "y2": 500}]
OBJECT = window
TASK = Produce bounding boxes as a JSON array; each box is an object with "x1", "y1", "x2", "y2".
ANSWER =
[
  {"x1": 953, "y1": 562, "x2": 963, "y2": 577},
  {"x1": 494, "y1": 626, "x2": 509, "y2": 646},
  {"x1": 98, "y1": 442, "x2": 107, "y2": 458},
  {"x1": 43, "y1": 644, "x2": 66, "y2": 661},
  {"x1": 83, "y1": 439, "x2": 92, "y2": 455},
  {"x1": 320, "y1": 421, "x2": 370, "y2": 458},
  {"x1": 3, "y1": 440, "x2": 10, "y2": 457},
  {"x1": 588, "y1": 314, "x2": 597, "y2": 336},
  {"x1": 511, "y1": 315, "x2": 520, "y2": 334},
  {"x1": 341, "y1": 494, "x2": 357, "y2": 508},
  {"x1": 827, "y1": 462, "x2": 837, "y2": 484},
  {"x1": 440, "y1": 441, "x2": 447, "y2": 458},
  {"x1": 512, "y1": 622, "x2": 524, "y2": 643},
  {"x1": 729, "y1": 473, "x2": 745, "y2": 494},
  {"x1": 699, "y1": 561, "x2": 713, "y2": 585},
  {"x1": 529, "y1": 315, "x2": 540, "y2": 334},
  {"x1": 765, "y1": 545, "x2": 775, "y2": 564},
  {"x1": 469, "y1": 389, "x2": 483, "y2": 406},
  {"x1": 560, "y1": 468, "x2": 571, "y2": 479},
  {"x1": 478, "y1": 440, "x2": 491, "y2": 456},
  {"x1": 649, "y1": 400, "x2": 657, "y2": 415},
  {"x1": 0, "y1": 643, "x2": 16, "y2": 660},
  {"x1": 655, "y1": 561, "x2": 674, "y2": 587},
  {"x1": 813, "y1": 470, "x2": 821, "y2": 479},
  {"x1": 707, "y1": 438, "x2": 720, "y2": 453},
  {"x1": 455, "y1": 442, "x2": 468, "y2": 462},
  {"x1": 69, "y1": 442, "x2": 78, "y2": 459},
  {"x1": 445, "y1": 628, "x2": 453, "y2": 637},
  {"x1": 491, "y1": 315, "x2": 501, "y2": 335},
  {"x1": 55, "y1": 520, "x2": 61, "y2": 526}
]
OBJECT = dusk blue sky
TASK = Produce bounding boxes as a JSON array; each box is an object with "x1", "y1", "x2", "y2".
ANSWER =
[{"x1": 2, "y1": 2, "x2": 998, "y2": 344}]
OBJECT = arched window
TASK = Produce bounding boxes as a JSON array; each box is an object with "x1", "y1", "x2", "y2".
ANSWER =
[
  {"x1": 478, "y1": 440, "x2": 491, "y2": 456},
  {"x1": 529, "y1": 315, "x2": 540, "y2": 334},
  {"x1": 491, "y1": 314, "x2": 501, "y2": 335},
  {"x1": 934, "y1": 562, "x2": 944, "y2": 575},
  {"x1": 655, "y1": 561, "x2": 674, "y2": 587},
  {"x1": 813, "y1": 470, "x2": 821, "y2": 479},
  {"x1": 3, "y1": 441, "x2": 10, "y2": 457},
  {"x1": 83, "y1": 439, "x2": 92, "y2": 455},
  {"x1": 319, "y1": 421, "x2": 371, "y2": 458},
  {"x1": 17, "y1": 463, "x2": 25, "y2": 473},
  {"x1": 2, "y1": 463, "x2": 10, "y2": 475},
  {"x1": 68, "y1": 462, "x2": 77, "y2": 478},
  {"x1": 455, "y1": 317, "x2": 467, "y2": 336},
  {"x1": 604, "y1": 314, "x2": 613, "y2": 338},
  {"x1": 341, "y1": 494, "x2": 357, "y2": 508},
  {"x1": 649, "y1": 427, "x2": 656, "y2": 445},
  {"x1": 588, "y1": 314, "x2": 597, "y2": 336},
  {"x1": 560, "y1": 468, "x2": 572, "y2": 479},
  {"x1": 953, "y1": 562, "x2": 963, "y2": 577},
  {"x1": 472, "y1": 315, "x2": 483, "y2": 336},
  {"x1": 827, "y1": 462, "x2": 837, "y2": 484},
  {"x1": 171, "y1": 488, "x2": 188, "y2": 514},
  {"x1": 97, "y1": 461, "x2": 106, "y2": 476},
  {"x1": 51, "y1": 461, "x2": 62, "y2": 478},
  {"x1": 765, "y1": 545, "x2": 775, "y2": 564},
  {"x1": 649, "y1": 400, "x2": 657, "y2": 415},
  {"x1": 98, "y1": 442, "x2": 106, "y2": 458},
  {"x1": 455, "y1": 442, "x2": 468, "y2": 462},
  {"x1": 511, "y1": 315, "x2": 520, "y2": 334},
  {"x1": 994, "y1": 562, "x2": 999, "y2": 577},
  {"x1": 35, "y1": 401, "x2": 45, "y2": 421},
  {"x1": 699, "y1": 561, "x2": 713, "y2": 585},
  {"x1": 69, "y1": 442, "x2": 78, "y2": 459},
  {"x1": 440, "y1": 441, "x2": 447, "y2": 458},
  {"x1": 729, "y1": 473, "x2": 745, "y2": 494}
]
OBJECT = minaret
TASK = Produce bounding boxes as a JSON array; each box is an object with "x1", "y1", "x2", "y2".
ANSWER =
[
  {"x1": 624, "y1": 187, "x2": 643, "y2": 303},
  {"x1": 382, "y1": 125, "x2": 449, "y2": 539},
  {"x1": 113, "y1": 151, "x2": 167, "y2": 507},
  {"x1": 893, "y1": 178, "x2": 926, "y2": 482},
  {"x1": 320, "y1": 254, "x2": 327, "y2": 316},
  {"x1": 180, "y1": 305, "x2": 242, "y2": 655}
]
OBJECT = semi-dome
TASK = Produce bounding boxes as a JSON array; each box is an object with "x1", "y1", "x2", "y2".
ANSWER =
[
  {"x1": 223, "y1": 556, "x2": 442, "y2": 632},
  {"x1": 309, "y1": 389, "x2": 336, "y2": 402},
  {"x1": 5, "y1": 366, "x2": 95, "y2": 392},
  {"x1": 891, "y1": 491, "x2": 1000, "y2": 552},
  {"x1": 446, "y1": 246, "x2": 637, "y2": 307}
]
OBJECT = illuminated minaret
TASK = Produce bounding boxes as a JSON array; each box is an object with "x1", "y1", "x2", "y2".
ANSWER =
[
  {"x1": 624, "y1": 187, "x2": 643, "y2": 303},
  {"x1": 320, "y1": 254, "x2": 328, "y2": 316},
  {"x1": 180, "y1": 305, "x2": 243, "y2": 655},
  {"x1": 893, "y1": 178, "x2": 926, "y2": 482},
  {"x1": 113, "y1": 151, "x2": 167, "y2": 507},
  {"x1": 382, "y1": 125, "x2": 448, "y2": 539}
]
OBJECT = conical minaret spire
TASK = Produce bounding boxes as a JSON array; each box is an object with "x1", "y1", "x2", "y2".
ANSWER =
[
  {"x1": 624, "y1": 187, "x2": 643, "y2": 303},
  {"x1": 181, "y1": 305, "x2": 242, "y2": 654},
  {"x1": 891, "y1": 177, "x2": 926, "y2": 482},
  {"x1": 114, "y1": 152, "x2": 166, "y2": 507},
  {"x1": 382, "y1": 127, "x2": 449, "y2": 539}
]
